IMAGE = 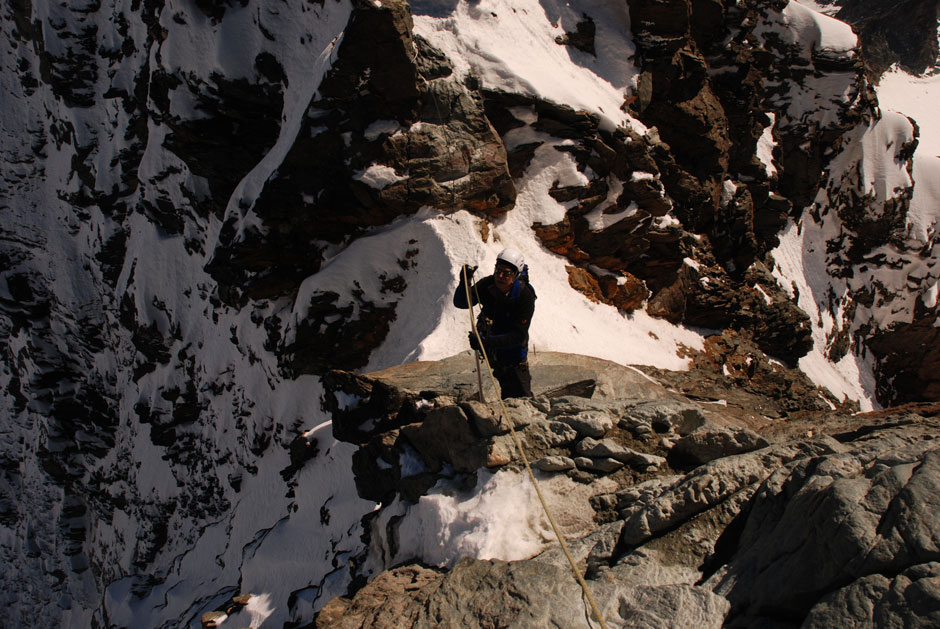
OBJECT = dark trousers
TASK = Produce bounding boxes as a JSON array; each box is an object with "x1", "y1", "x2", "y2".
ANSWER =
[{"x1": 494, "y1": 362, "x2": 531, "y2": 399}]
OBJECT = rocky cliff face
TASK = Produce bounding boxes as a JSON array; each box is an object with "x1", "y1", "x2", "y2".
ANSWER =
[
  {"x1": 835, "y1": 0, "x2": 940, "y2": 75},
  {"x1": 1, "y1": 0, "x2": 939, "y2": 626},
  {"x1": 315, "y1": 352, "x2": 940, "y2": 628}
]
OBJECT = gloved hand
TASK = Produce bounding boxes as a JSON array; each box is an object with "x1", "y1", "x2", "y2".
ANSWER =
[
  {"x1": 461, "y1": 264, "x2": 477, "y2": 281},
  {"x1": 468, "y1": 331, "x2": 482, "y2": 351}
]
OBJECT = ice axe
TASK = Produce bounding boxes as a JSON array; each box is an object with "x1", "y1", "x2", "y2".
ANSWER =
[{"x1": 461, "y1": 264, "x2": 486, "y2": 403}]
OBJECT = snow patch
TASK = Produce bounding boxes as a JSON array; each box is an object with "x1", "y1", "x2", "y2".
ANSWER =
[
  {"x1": 369, "y1": 470, "x2": 551, "y2": 570},
  {"x1": 353, "y1": 164, "x2": 406, "y2": 189},
  {"x1": 757, "y1": 112, "x2": 778, "y2": 177},
  {"x1": 412, "y1": 0, "x2": 644, "y2": 134}
]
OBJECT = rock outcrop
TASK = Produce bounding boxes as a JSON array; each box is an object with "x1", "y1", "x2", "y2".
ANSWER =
[
  {"x1": 834, "y1": 0, "x2": 940, "y2": 75},
  {"x1": 316, "y1": 353, "x2": 940, "y2": 628},
  {"x1": 207, "y1": 0, "x2": 515, "y2": 307}
]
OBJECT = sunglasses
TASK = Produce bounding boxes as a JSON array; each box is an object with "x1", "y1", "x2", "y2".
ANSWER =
[{"x1": 494, "y1": 265, "x2": 517, "y2": 278}]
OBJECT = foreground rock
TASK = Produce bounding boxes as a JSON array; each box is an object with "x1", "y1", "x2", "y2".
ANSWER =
[{"x1": 316, "y1": 353, "x2": 940, "y2": 628}]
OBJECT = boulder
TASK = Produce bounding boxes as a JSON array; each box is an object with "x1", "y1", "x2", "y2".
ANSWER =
[
  {"x1": 670, "y1": 424, "x2": 770, "y2": 465},
  {"x1": 485, "y1": 436, "x2": 516, "y2": 468},
  {"x1": 609, "y1": 583, "x2": 730, "y2": 629},
  {"x1": 400, "y1": 406, "x2": 486, "y2": 473},
  {"x1": 315, "y1": 564, "x2": 442, "y2": 628},
  {"x1": 554, "y1": 410, "x2": 614, "y2": 438},
  {"x1": 522, "y1": 421, "x2": 579, "y2": 449},
  {"x1": 459, "y1": 400, "x2": 502, "y2": 436},
  {"x1": 532, "y1": 456, "x2": 576, "y2": 472},
  {"x1": 418, "y1": 558, "x2": 596, "y2": 628},
  {"x1": 621, "y1": 399, "x2": 706, "y2": 435}
]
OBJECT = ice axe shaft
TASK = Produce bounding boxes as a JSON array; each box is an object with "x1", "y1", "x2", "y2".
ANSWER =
[{"x1": 462, "y1": 265, "x2": 486, "y2": 403}]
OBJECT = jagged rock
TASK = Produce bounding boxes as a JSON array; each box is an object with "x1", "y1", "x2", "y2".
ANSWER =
[
  {"x1": 639, "y1": 330, "x2": 849, "y2": 421},
  {"x1": 554, "y1": 14, "x2": 596, "y2": 56},
  {"x1": 351, "y1": 430, "x2": 404, "y2": 502},
  {"x1": 564, "y1": 266, "x2": 649, "y2": 314},
  {"x1": 281, "y1": 433, "x2": 320, "y2": 480},
  {"x1": 534, "y1": 520, "x2": 624, "y2": 571},
  {"x1": 499, "y1": 398, "x2": 542, "y2": 430},
  {"x1": 200, "y1": 611, "x2": 227, "y2": 628},
  {"x1": 328, "y1": 353, "x2": 693, "y2": 505},
  {"x1": 204, "y1": 0, "x2": 518, "y2": 373},
  {"x1": 323, "y1": 354, "x2": 940, "y2": 628},
  {"x1": 648, "y1": 258, "x2": 814, "y2": 366},
  {"x1": 835, "y1": 0, "x2": 940, "y2": 74},
  {"x1": 670, "y1": 424, "x2": 770, "y2": 466},
  {"x1": 868, "y1": 314, "x2": 940, "y2": 405},
  {"x1": 485, "y1": 435, "x2": 516, "y2": 468}
]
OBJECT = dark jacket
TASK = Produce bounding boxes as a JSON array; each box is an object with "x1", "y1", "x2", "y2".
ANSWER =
[{"x1": 454, "y1": 273, "x2": 536, "y2": 365}]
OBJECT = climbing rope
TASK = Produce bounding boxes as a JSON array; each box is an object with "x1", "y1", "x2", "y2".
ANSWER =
[{"x1": 462, "y1": 267, "x2": 608, "y2": 629}]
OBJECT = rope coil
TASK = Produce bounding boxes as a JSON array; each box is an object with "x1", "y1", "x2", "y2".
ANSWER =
[{"x1": 462, "y1": 267, "x2": 608, "y2": 629}]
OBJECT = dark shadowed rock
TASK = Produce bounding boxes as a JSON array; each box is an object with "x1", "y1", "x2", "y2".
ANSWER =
[
  {"x1": 836, "y1": 0, "x2": 940, "y2": 75},
  {"x1": 803, "y1": 562, "x2": 940, "y2": 628},
  {"x1": 400, "y1": 406, "x2": 487, "y2": 473}
]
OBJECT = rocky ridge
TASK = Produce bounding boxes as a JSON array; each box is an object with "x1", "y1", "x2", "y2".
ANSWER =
[
  {"x1": 1, "y1": 0, "x2": 940, "y2": 626},
  {"x1": 315, "y1": 352, "x2": 940, "y2": 628}
]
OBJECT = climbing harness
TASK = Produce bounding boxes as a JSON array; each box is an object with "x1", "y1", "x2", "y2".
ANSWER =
[{"x1": 462, "y1": 266, "x2": 608, "y2": 629}]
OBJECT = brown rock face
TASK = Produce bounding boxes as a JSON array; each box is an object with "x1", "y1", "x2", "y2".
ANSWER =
[{"x1": 565, "y1": 266, "x2": 648, "y2": 313}]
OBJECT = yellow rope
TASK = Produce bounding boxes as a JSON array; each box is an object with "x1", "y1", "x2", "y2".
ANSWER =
[{"x1": 462, "y1": 267, "x2": 608, "y2": 629}]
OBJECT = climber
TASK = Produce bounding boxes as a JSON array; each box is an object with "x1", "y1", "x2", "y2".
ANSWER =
[{"x1": 454, "y1": 247, "x2": 536, "y2": 398}]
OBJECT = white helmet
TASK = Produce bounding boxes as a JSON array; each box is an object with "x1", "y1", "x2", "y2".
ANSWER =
[{"x1": 496, "y1": 247, "x2": 525, "y2": 273}]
